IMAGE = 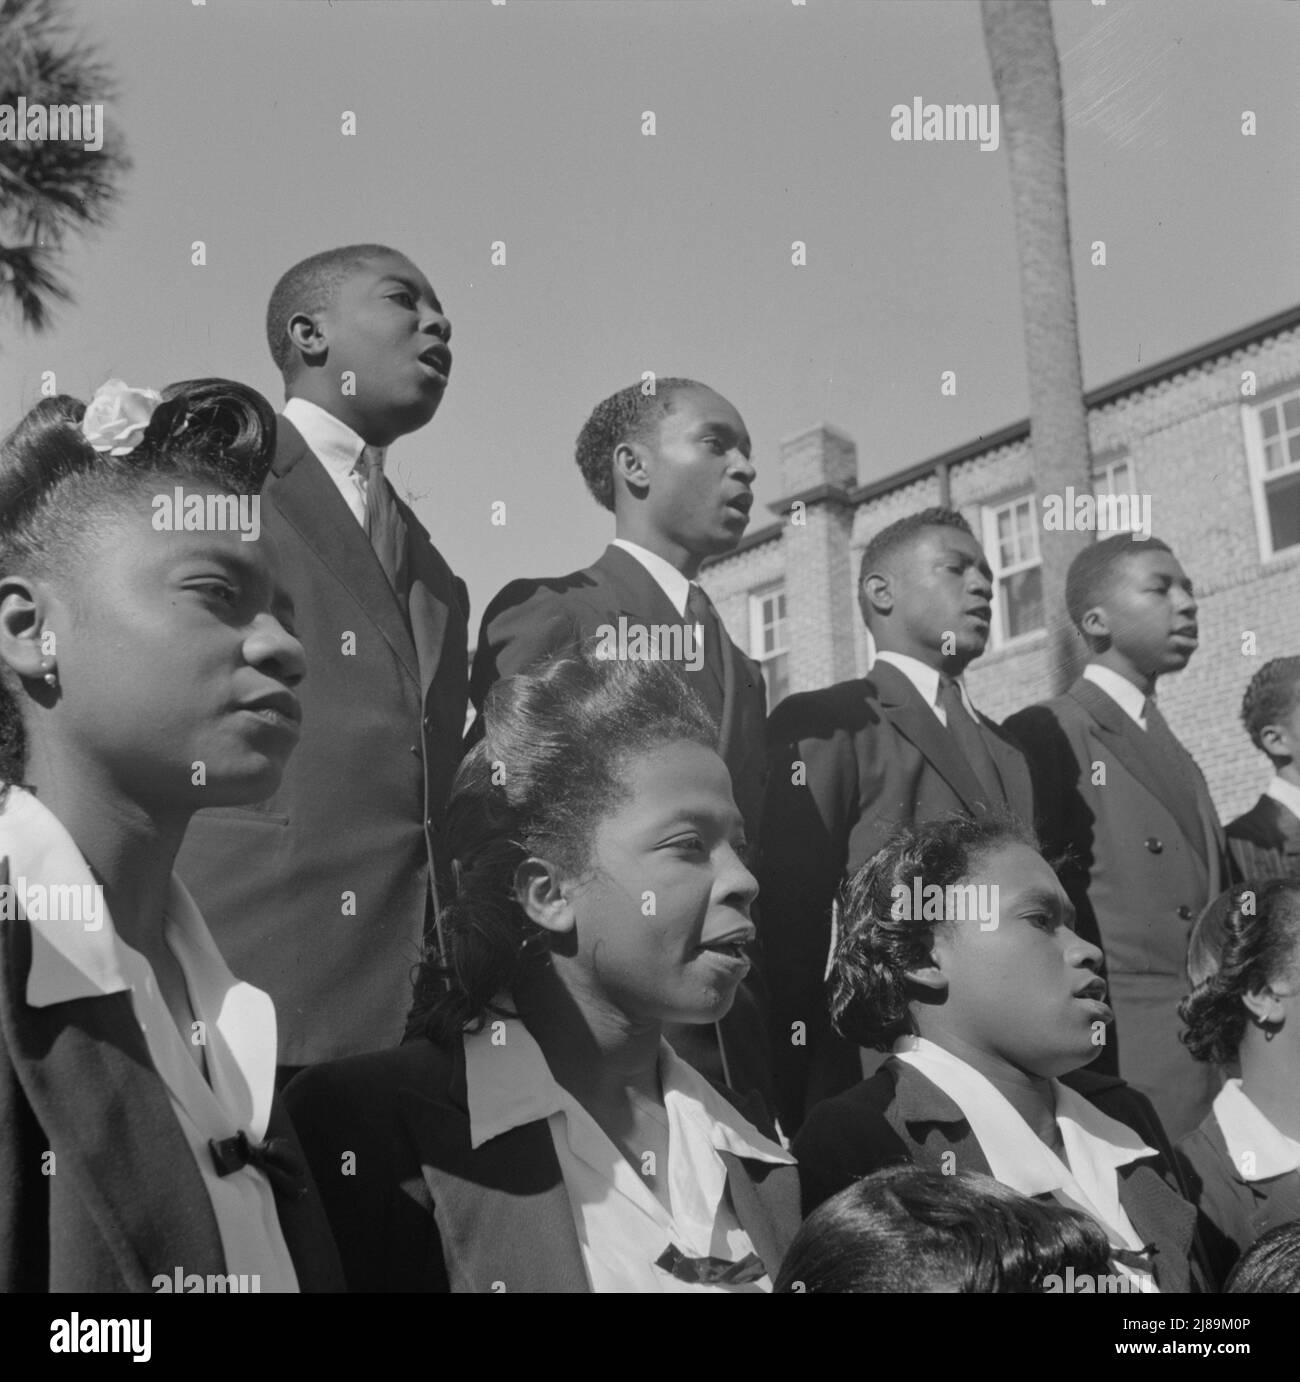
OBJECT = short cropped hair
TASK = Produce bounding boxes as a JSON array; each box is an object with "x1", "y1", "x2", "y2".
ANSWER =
[
  {"x1": 856, "y1": 507, "x2": 975, "y2": 624},
  {"x1": 405, "y1": 648, "x2": 719, "y2": 1045},
  {"x1": 1179, "y1": 879, "x2": 1300, "y2": 1066},
  {"x1": 1240, "y1": 657, "x2": 1300, "y2": 754},
  {"x1": 830, "y1": 811, "x2": 1037, "y2": 1050},
  {"x1": 574, "y1": 378, "x2": 705, "y2": 511},
  {"x1": 773, "y1": 1166, "x2": 1115, "y2": 1293},
  {"x1": 1064, "y1": 531, "x2": 1173, "y2": 632},
  {"x1": 265, "y1": 243, "x2": 400, "y2": 376},
  {"x1": 1226, "y1": 1221, "x2": 1300, "y2": 1294}
]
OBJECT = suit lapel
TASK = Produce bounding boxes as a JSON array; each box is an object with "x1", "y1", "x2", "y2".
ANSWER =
[
  {"x1": 398, "y1": 495, "x2": 452, "y2": 698},
  {"x1": 719, "y1": 1153, "x2": 800, "y2": 1278},
  {"x1": 398, "y1": 1080, "x2": 589, "y2": 1293},
  {"x1": 268, "y1": 419, "x2": 419, "y2": 686},
  {"x1": 984, "y1": 720, "x2": 1035, "y2": 827},
  {"x1": 1, "y1": 892, "x2": 226, "y2": 1289},
  {"x1": 871, "y1": 663, "x2": 988, "y2": 814},
  {"x1": 1117, "y1": 1161, "x2": 1195, "y2": 1293}
]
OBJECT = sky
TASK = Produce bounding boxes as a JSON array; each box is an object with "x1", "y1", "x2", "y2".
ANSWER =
[{"x1": 3, "y1": 0, "x2": 1297, "y2": 638}]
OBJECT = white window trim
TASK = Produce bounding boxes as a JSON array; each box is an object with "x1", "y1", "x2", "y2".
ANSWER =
[
  {"x1": 981, "y1": 493, "x2": 1043, "y2": 650},
  {"x1": 1242, "y1": 389, "x2": 1300, "y2": 564},
  {"x1": 748, "y1": 583, "x2": 789, "y2": 664}
]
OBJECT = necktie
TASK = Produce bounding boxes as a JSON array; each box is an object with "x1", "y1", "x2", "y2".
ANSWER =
[
  {"x1": 685, "y1": 582, "x2": 727, "y2": 695},
  {"x1": 209, "y1": 1131, "x2": 308, "y2": 1201},
  {"x1": 360, "y1": 446, "x2": 405, "y2": 593},
  {"x1": 654, "y1": 1243, "x2": 767, "y2": 1286},
  {"x1": 937, "y1": 674, "x2": 1006, "y2": 809}
]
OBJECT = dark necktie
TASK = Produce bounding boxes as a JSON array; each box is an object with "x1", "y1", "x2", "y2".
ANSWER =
[
  {"x1": 361, "y1": 446, "x2": 405, "y2": 593},
  {"x1": 685, "y1": 582, "x2": 727, "y2": 696},
  {"x1": 654, "y1": 1243, "x2": 767, "y2": 1286},
  {"x1": 937, "y1": 674, "x2": 1006, "y2": 809}
]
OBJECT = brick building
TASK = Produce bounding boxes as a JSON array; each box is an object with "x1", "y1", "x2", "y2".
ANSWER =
[{"x1": 700, "y1": 304, "x2": 1300, "y2": 824}]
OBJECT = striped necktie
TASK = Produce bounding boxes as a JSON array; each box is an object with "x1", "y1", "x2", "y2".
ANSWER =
[{"x1": 359, "y1": 445, "x2": 405, "y2": 592}]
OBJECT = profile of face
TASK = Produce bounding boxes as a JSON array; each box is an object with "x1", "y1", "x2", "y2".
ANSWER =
[
  {"x1": 920, "y1": 842, "x2": 1109, "y2": 1079},
  {"x1": 306, "y1": 251, "x2": 452, "y2": 445},
  {"x1": 1083, "y1": 548, "x2": 1198, "y2": 678},
  {"x1": 7, "y1": 485, "x2": 305, "y2": 813},
  {"x1": 539, "y1": 738, "x2": 758, "y2": 1028},
  {"x1": 866, "y1": 525, "x2": 994, "y2": 670},
  {"x1": 626, "y1": 387, "x2": 756, "y2": 559}
]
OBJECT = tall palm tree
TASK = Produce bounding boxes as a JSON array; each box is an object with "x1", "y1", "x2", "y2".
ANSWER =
[
  {"x1": 982, "y1": 0, "x2": 1092, "y2": 693},
  {"x1": 0, "y1": 0, "x2": 130, "y2": 335}
]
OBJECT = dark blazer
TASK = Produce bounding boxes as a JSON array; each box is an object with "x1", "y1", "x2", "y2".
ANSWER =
[
  {"x1": 470, "y1": 542, "x2": 771, "y2": 1103},
  {"x1": 758, "y1": 661, "x2": 1035, "y2": 1131},
  {"x1": 176, "y1": 418, "x2": 469, "y2": 1065},
  {"x1": 793, "y1": 1057, "x2": 1210, "y2": 1294},
  {"x1": 0, "y1": 863, "x2": 342, "y2": 1293},
  {"x1": 1177, "y1": 1110, "x2": 1300, "y2": 1290},
  {"x1": 1225, "y1": 793, "x2": 1300, "y2": 883},
  {"x1": 284, "y1": 1037, "x2": 801, "y2": 1293},
  {"x1": 1006, "y1": 677, "x2": 1229, "y2": 1139}
]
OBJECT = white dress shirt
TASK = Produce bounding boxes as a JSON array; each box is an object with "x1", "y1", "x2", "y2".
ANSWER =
[
  {"x1": 282, "y1": 395, "x2": 380, "y2": 527},
  {"x1": 464, "y1": 1015, "x2": 793, "y2": 1292},
  {"x1": 5, "y1": 787, "x2": 299, "y2": 1291},
  {"x1": 1082, "y1": 662, "x2": 1149, "y2": 729},
  {"x1": 894, "y1": 1036, "x2": 1160, "y2": 1290},
  {"x1": 871, "y1": 649, "x2": 980, "y2": 727},
  {"x1": 1211, "y1": 1078, "x2": 1300, "y2": 1181},
  {"x1": 1264, "y1": 775, "x2": 1300, "y2": 824}
]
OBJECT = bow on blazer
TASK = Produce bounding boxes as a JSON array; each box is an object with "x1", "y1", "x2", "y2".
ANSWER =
[
  {"x1": 792, "y1": 1056, "x2": 1210, "y2": 1294},
  {"x1": 758, "y1": 661, "x2": 1036, "y2": 1131},
  {"x1": 469, "y1": 543, "x2": 772, "y2": 1104},
  {"x1": 283, "y1": 1038, "x2": 801, "y2": 1293},
  {"x1": 0, "y1": 861, "x2": 342, "y2": 1293},
  {"x1": 1177, "y1": 1112, "x2": 1300, "y2": 1290},
  {"x1": 1005, "y1": 678, "x2": 1228, "y2": 1139},
  {"x1": 1226, "y1": 794, "x2": 1300, "y2": 884},
  {"x1": 176, "y1": 418, "x2": 469, "y2": 1066}
]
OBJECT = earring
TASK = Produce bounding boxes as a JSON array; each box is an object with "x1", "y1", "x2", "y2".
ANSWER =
[{"x1": 40, "y1": 659, "x2": 57, "y2": 689}]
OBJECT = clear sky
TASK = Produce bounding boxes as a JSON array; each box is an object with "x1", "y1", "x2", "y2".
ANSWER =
[{"x1": 3, "y1": 0, "x2": 1296, "y2": 636}]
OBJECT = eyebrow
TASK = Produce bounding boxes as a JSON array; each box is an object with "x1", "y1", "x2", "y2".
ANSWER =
[
  {"x1": 690, "y1": 419, "x2": 752, "y2": 454},
  {"x1": 377, "y1": 274, "x2": 443, "y2": 313}
]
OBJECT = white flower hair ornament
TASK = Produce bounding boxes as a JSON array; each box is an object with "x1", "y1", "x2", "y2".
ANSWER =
[{"x1": 80, "y1": 379, "x2": 166, "y2": 456}]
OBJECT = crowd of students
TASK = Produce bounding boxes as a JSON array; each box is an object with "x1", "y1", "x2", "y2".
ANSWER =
[{"x1": 1, "y1": 241, "x2": 1297, "y2": 1294}]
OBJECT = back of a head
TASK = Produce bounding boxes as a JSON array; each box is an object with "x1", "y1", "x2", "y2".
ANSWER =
[
  {"x1": 405, "y1": 648, "x2": 719, "y2": 1044},
  {"x1": 773, "y1": 1165, "x2": 1114, "y2": 1293},
  {"x1": 1226, "y1": 1221, "x2": 1300, "y2": 1293},
  {"x1": 1240, "y1": 656, "x2": 1300, "y2": 756}
]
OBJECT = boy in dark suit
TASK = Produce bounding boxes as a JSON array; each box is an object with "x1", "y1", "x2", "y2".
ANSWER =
[
  {"x1": 1006, "y1": 533, "x2": 1228, "y2": 1139},
  {"x1": 470, "y1": 378, "x2": 769, "y2": 1101},
  {"x1": 759, "y1": 507, "x2": 1034, "y2": 1131},
  {"x1": 1225, "y1": 657, "x2": 1300, "y2": 880},
  {"x1": 177, "y1": 245, "x2": 469, "y2": 1078}
]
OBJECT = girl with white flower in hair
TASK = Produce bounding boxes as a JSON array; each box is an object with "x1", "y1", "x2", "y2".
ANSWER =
[{"x1": 0, "y1": 379, "x2": 342, "y2": 1291}]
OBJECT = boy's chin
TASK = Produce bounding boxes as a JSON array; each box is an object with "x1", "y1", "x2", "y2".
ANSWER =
[{"x1": 187, "y1": 761, "x2": 288, "y2": 810}]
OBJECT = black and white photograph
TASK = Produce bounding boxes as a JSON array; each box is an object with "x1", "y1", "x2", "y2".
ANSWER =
[{"x1": 0, "y1": 0, "x2": 1298, "y2": 1346}]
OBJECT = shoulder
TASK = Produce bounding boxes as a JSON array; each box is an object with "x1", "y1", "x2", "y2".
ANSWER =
[
  {"x1": 795, "y1": 1064, "x2": 901, "y2": 1152},
  {"x1": 480, "y1": 567, "x2": 603, "y2": 631},
  {"x1": 1226, "y1": 797, "x2": 1276, "y2": 845},
  {"x1": 286, "y1": 1041, "x2": 453, "y2": 1132},
  {"x1": 768, "y1": 678, "x2": 876, "y2": 743}
]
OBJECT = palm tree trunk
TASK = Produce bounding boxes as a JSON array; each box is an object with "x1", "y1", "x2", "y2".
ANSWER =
[{"x1": 982, "y1": 0, "x2": 1093, "y2": 693}]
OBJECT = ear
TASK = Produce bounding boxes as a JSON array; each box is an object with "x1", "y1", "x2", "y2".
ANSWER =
[
  {"x1": 0, "y1": 575, "x2": 52, "y2": 683},
  {"x1": 611, "y1": 440, "x2": 651, "y2": 498},
  {"x1": 1079, "y1": 605, "x2": 1110, "y2": 643},
  {"x1": 1242, "y1": 983, "x2": 1285, "y2": 1029},
  {"x1": 513, "y1": 857, "x2": 575, "y2": 935},
  {"x1": 903, "y1": 959, "x2": 948, "y2": 996},
  {"x1": 1258, "y1": 722, "x2": 1292, "y2": 763},
  {"x1": 286, "y1": 310, "x2": 327, "y2": 367},
  {"x1": 861, "y1": 570, "x2": 893, "y2": 618}
]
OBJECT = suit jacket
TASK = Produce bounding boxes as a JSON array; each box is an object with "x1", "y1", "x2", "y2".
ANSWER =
[
  {"x1": 176, "y1": 418, "x2": 469, "y2": 1065},
  {"x1": 469, "y1": 543, "x2": 772, "y2": 1104},
  {"x1": 793, "y1": 1057, "x2": 1210, "y2": 1294},
  {"x1": 284, "y1": 1037, "x2": 801, "y2": 1293},
  {"x1": 1006, "y1": 677, "x2": 1228, "y2": 1139},
  {"x1": 1177, "y1": 1112, "x2": 1300, "y2": 1290},
  {"x1": 0, "y1": 865, "x2": 343, "y2": 1293},
  {"x1": 758, "y1": 661, "x2": 1035, "y2": 1131},
  {"x1": 1225, "y1": 793, "x2": 1300, "y2": 883}
]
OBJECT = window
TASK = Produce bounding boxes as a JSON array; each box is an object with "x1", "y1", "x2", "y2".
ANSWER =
[
  {"x1": 1090, "y1": 455, "x2": 1140, "y2": 534},
  {"x1": 749, "y1": 585, "x2": 789, "y2": 706},
  {"x1": 1245, "y1": 388, "x2": 1300, "y2": 559},
  {"x1": 982, "y1": 494, "x2": 1043, "y2": 647}
]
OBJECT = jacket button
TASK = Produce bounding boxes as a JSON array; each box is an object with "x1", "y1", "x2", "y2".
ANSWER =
[
  {"x1": 410, "y1": 744, "x2": 421, "y2": 757},
  {"x1": 423, "y1": 715, "x2": 433, "y2": 732},
  {"x1": 1177, "y1": 905, "x2": 1193, "y2": 921},
  {"x1": 1145, "y1": 838, "x2": 1163, "y2": 854}
]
